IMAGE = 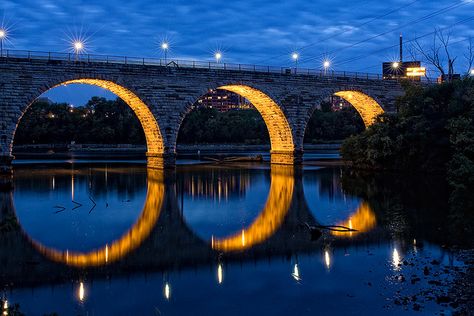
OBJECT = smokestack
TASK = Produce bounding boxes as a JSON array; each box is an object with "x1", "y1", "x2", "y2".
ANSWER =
[{"x1": 399, "y1": 34, "x2": 403, "y2": 62}]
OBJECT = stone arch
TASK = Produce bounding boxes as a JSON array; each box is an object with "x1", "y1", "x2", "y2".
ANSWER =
[
  {"x1": 301, "y1": 89, "x2": 384, "y2": 148},
  {"x1": 211, "y1": 165, "x2": 294, "y2": 252},
  {"x1": 333, "y1": 90, "x2": 385, "y2": 128},
  {"x1": 176, "y1": 84, "x2": 296, "y2": 164},
  {"x1": 27, "y1": 169, "x2": 165, "y2": 267},
  {"x1": 13, "y1": 78, "x2": 165, "y2": 167}
]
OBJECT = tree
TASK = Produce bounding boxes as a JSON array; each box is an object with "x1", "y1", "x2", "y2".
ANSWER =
[{"x1": 413, "y1": 29, "x2": 473, "y2": 80}]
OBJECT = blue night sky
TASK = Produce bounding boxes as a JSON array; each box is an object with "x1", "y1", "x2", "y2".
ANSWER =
[{"x1": 1, "y1": 0, "x2": 473, "y2": 105}]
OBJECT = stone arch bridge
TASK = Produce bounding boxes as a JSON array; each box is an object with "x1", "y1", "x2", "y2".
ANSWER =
[{"x1": 0, "y1": 54, "x2": 406, "y2": 170}]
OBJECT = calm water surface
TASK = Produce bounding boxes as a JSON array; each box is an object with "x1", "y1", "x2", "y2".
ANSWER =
[{"x1": 0, "y1": 162, "x2": 462, "y2": 315}]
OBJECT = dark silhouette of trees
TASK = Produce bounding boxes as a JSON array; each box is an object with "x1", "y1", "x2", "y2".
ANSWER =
[
  {"x1": 15, "y1": 97, "x2": 146, "y2": 145},
  {"x1": 15, "y1": 97, "x2": 365, "y2": 145}
]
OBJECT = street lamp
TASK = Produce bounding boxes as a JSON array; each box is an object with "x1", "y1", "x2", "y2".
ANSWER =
[
  {"x1": 0, "y1": 28, "x2": 7, "y2": 57},
  {"x1": 215, "y1": 51, "x2": 222, "y2": 63},
  {"x1": 292, "y1": 52, "x2": 299, "y2": 74},
  {"x1": 323, "y1": 60, "x2": 331, "y2": 75},
  {"x1": 470, "y1": 69, "x2": 474, "y2": 76},
  {"x1": 161, "y1": 42, "x2": 169, "y2": 64},
  {"x1": 73, "y1": 41, "x2": 84, "y2": 61},
  {"x1": 392, "y1": 62, "x2": 399, "y2": 69}
]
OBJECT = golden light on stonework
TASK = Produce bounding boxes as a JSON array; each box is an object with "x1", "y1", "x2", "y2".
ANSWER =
[
  {"x1": 30, "y1": 169, "x2": 165, "y2": 267},
  {"x1": 331, "y1": 202, "x2": 376, "y2": 237},
  {"x1": 212, "y1": 165, "x2": 294, "y2": 252},
  {"x1": 52, "y1": 79, "x2": 165, "y2": 167},
  {"x1": 218, "y1": 85, "x2": 295, "y2": 163},
  {"x1": 334, "y1": 91, "x2": 385, "y2": 127}
]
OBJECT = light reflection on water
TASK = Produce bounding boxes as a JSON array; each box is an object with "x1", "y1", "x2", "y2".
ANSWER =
[{"x1": 0, "y1": 163, "x2": 463, "y2": 315}]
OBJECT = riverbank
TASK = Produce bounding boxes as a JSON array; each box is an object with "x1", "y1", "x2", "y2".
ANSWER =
[{"x1": 13, "y1": 143, "x2": 342, "y2": 154}]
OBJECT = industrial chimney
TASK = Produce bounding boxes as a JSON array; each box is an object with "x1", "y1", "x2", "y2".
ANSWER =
[{"x1": 399, "y1": 34, "x2": 403, "y2": 62}]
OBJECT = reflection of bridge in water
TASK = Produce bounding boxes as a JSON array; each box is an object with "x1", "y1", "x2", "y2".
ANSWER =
[{"x1": 0, "y1": 166, "x2": 381, "y2": 287}]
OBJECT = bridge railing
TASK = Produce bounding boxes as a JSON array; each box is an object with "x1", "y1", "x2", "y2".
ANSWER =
[{"x1": 0, "y1": 49, "x2": 430, "y2": 82}]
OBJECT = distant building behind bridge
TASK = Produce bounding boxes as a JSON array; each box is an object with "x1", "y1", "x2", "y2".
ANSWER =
[{"x1": 194, "y1": 89, "x2": 253, "y2": 112}]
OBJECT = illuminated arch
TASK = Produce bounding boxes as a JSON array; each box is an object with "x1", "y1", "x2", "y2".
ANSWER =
[
  {"x1": 211, "y1": 165, "x2": 294, "y2": 252},
  {"x1": 28, "y1": 169, "x2": 165, "y2": 267},
  {"x1": 331, "y1": 202, "x2": 376, "y2": 237},
  {"x1": 215, "y1": 85, "x2": 295, "y2": 160},
  {"x1": 333, "y1": 91, "x2": 385, "y2": 127},
  {"x1": 15, "y1": 78, "x2": 164, "y2": 164}
]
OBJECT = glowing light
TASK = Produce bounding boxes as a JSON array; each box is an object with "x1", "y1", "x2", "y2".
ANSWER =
[
  {"x1": 164, "y1": 283, "x2": 171, "y2": 300},
  {"x1": 78, "y1": 282, "x2": 85, "y2": 302},
  {"x1": 470, "y1": 69, "x2": 474, "y2": 76},
  {"x1": 392, "y1": 62, "x2": 399, "y2": 69},
  {"x1": 392, "y1": 248, "x2": 401, "y2": 271},
  {"x1": 3, "y1": 300, "x2": 8, "y2": 314},
  {"x1": 292, "y1": 263, "x2": 301, "y2": 281},
  {"x1": 406, "y1": 67, "x2": 426, "y2": 77},
  {"x1": 324, "y1": 250, "x2": 331, "y2": 269},
  {"x1": 161, "y1": 42, "x2": 169, "y2": 50},
  {"x1": 0, "y1": 29, "x2": 5, "y2": 39},
  {"x1": 323, "y1": 60, "x2": 331, "y2": 69},
  {"x1": 292, "y1": 52, "x2": 299, "y2": 61},
  {"x1": 241, "y1": 229, "x2": 245, "y2": 246},
  {"x1": 217, "y1": 264, "x2": 223, "y2": 284},
  {"x1": 105, "y1": 244, "x2": 109, "y2": 263},
  {"x1": 215, "y1": 52, "x2": 222, "y2": 62},
  {"x1": 73, "y1": 41, "x2": 84, "y2": 53}
]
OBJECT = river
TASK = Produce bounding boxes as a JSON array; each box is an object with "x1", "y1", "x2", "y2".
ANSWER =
[{"x1": 0, "y1": 160, "x2": 470, "y2": 315}]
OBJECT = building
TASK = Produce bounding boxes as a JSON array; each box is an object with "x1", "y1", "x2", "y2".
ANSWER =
[
  {"x1": 194, "y1": 89, "x2": 253, "y2": 112},
  {"x1": 382, "y1": 61, "x2": 424, "y2": 81},
  {"x1": 330, "y1": 95, "x2": 352, "y2": 111}
]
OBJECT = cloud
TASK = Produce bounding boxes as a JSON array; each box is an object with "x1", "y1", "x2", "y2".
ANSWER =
[{"x1": 0, "y1": 0, "x2": 472, "y2": 71}]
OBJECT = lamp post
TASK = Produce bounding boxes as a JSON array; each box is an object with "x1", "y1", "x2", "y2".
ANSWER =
[
  {"x1": 215, "y1": 52, "x2": 222, "y2": 64},
  {"x1": 470, "y1": 69, "x2": 474, "y2": 77},
  {"x1": 0, "y1": 29, "x2": 6, "y2": 57},
  {"x1": 161, "y1": 42, "x2": 169, "y2": 65},
  {"x1": 73, "y1": 41, "x2": 84, "y2": 61},
  {"x1": 292, "y1": 52, "x2": 299, "y2": 74},
  {"x1": 323, "y1": 60, "x2": 330, "y2": 75}
]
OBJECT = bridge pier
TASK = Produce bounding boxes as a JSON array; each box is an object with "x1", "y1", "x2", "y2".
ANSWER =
[
  {"x1": 0, "y1": 155, "x2": 13, "y2": 179},
  {"x1": 270, "y1": 150, "x2": 303, "y2": 165},
  {"x1": 0, "y1": 157, "x2": 13, "y2": 192},
  {"x1": 146, "y1": 152, "x2": 176, "y2": 169}
]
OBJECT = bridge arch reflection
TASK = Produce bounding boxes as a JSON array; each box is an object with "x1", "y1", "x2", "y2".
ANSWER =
[
  {"x1": 26, "y1": 169, "x2": 165, "y2": 267},
  {"x1": 210, "y1": 165, "x2": 295, "y2": 252}
]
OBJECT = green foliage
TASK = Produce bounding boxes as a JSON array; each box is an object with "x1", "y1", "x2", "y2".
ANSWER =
[
  {"x1": 177, "y1": 107, "x2": 270, "y2": 144},
  {"x1": 15, "y1": 97, "x2": 146, "y2": 145},
  {"x1": 17, "y1": 97, "x2": 366, "y2": 146},
  {"x1": 342, "y1": 79, "x2": 474, "y2": 172},
  {"x1": 304, "y1": 104, "x2": 365, "y2": 143},
  {"x1": 342, "y1": 79, "x2": 474, "y2": 240}
]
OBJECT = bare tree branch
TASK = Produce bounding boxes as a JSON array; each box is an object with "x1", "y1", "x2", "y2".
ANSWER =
[{"x1": 465, "y1": 37, "x2": 473, "y2": 75}]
